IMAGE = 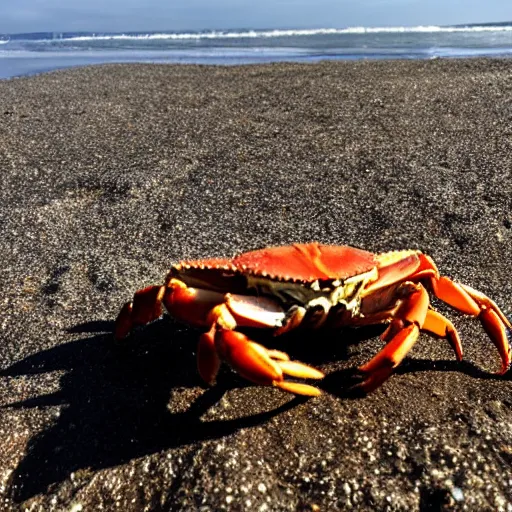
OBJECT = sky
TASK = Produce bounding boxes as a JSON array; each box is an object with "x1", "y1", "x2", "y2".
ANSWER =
[{"x1": 0, "y1": 0, "x2": 511, "y2": 34}]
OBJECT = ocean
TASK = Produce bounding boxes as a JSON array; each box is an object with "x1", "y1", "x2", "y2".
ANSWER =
[{"x1": 1, "y1": 23, "x2": 511, "y2": 80}]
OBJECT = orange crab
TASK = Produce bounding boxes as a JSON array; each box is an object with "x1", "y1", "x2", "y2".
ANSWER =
[{"x1": 115, "y1": 243, "x2": 511, "y2": 396}]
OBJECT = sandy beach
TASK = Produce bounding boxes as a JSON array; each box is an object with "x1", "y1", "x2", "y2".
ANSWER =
[{"x1": 0, "y1": 59, "x2": 511, "y2": 510}]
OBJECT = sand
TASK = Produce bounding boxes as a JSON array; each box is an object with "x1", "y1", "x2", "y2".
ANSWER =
[{"x1": 0, "y1": 59, "x2": 511, "y2": 510}]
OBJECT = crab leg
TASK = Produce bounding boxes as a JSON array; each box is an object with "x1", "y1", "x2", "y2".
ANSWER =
[
  {"x1": 114, "y1": 279, "x2": 226, "y2": 339},
  {"x1": 358, "y1": 283, "x2": 429, "y2": 393},
  {"x1": 422, "y1": 309, "x2": 463, "y2": 361},
  {"x1": 429, "y1": 276, "x2": 511, "y2": 373},
  {"x1": 115, "y1": 285, "x2": 165, "y2": 339},
  {"x1": 407, "y1": 253, "x2": 511, "y2": 372},
  {"x1": 197, "y1": 327, "x2": 221, "y2": 385}
]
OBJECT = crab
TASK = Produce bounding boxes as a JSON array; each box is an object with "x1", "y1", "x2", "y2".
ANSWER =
[{"x1": 115, "y1": 243, "x2": 511, "y2": 396}]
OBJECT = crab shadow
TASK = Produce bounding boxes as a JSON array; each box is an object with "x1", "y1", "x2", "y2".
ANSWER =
[
  {"x1": 0, "y1": 318, "x2": 361, "y2": 502},
  {"x1": 0, "y1": 320, "x2": 285, "y2": 502},
  {"x1": 321, "y1": 349, "x2": 508, "y2": 398},
  {"x1": 2, "y1": 319, "x2": 504, "y2": 502}
]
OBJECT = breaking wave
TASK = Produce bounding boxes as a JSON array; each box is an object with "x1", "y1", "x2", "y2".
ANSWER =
[{"x1": 16, "y1": 24, "x2": 512, "y2": 43}]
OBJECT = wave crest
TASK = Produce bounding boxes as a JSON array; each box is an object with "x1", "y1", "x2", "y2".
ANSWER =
[{"x1": 30, "y1": 24, "x2": 512, "y2": 43}]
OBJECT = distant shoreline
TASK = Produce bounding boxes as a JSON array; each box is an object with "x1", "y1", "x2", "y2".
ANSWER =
[{"x1": 2, "y1": 53, "x2": 512, "y2": 82}]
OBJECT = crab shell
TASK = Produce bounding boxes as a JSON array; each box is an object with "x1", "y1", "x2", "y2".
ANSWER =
[
  {"x1": 174, "y1": 243, "x2": 379, "y2": 283},
  {"x1": 168, "y1": 244, "x2": 424, "y2": 331},
  {"x1": 115, "y1": 243, "x2": 512, "y2": 396}
]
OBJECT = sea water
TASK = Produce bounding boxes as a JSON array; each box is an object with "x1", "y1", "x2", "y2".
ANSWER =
[{"x1": 0, "y1": 24, "x2": 511, "y2": 80}]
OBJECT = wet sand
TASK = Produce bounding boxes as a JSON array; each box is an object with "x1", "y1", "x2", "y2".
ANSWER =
[{"x1": 0, "y1": 59, "x2": 511, "y2": 510}]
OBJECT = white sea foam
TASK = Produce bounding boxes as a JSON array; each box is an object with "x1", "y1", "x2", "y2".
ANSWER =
[{"x1": 52, "y1": 25, "x2": 512, "y2": 43}]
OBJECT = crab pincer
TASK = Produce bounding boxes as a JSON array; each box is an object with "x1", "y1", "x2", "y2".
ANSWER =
[{"x1": 204, "y1": 327, "x2": 324, "y2": 396}]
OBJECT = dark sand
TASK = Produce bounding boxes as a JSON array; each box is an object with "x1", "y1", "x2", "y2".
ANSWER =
[{"x1": 0, "y1": 59, "x2": 511, "y2": 510}]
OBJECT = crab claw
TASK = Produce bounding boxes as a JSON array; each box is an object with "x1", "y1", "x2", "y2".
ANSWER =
[{"x1": 214, "y1": 329, "x2": 324, "y2": 396}]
